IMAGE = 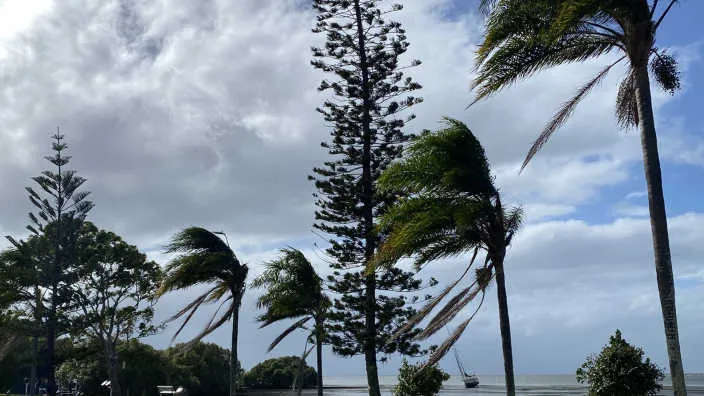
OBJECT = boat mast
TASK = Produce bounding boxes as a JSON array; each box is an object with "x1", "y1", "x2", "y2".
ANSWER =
[{"x1": 453, "y1": 347, "x2": 467, "y2": 376}]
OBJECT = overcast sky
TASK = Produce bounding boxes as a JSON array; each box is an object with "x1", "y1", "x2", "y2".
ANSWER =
[{"x1": 0, "y1": 0, "x2": 702, "y2": 377}]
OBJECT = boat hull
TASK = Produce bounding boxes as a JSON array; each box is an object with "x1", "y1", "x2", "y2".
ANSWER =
[{"x1": 462, "y1": 375, "x2": 479, "y2": 388}]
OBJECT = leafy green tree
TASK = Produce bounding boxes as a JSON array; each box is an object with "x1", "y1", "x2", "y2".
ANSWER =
[
  {"x1": 310, "y1": 2, "x2": 426, "y2": 395},
  {"x1": 14, "y1": 130, "x2": 93, "y2": 396},
  {"x1": 393, "y1": 359, "x2": 449, "y2": 396},
  {"x1": 0, "y1": 335, "x2": 31, "y2": 393},
  {"x1": 56, "y1": 358, "x2": 102, "y2": 395},
  {"x1": 70, "y1": 222, "x2": 162, "y2": 396},
  {"x1": 158, "y1": 227, "x2": 248, "y2": 396},
  {"x1": 472, "y1": 1, "x2": 685, "y2": 392},
  {"x1": 577, "y1": 329, "x2": 664, "y2": 396},
  {"x1": 119, "y1": 340, "x2": 172, "y2": 396},
  {"x1": 377, "y1": 119, "x2": 522, "y2": 395},
  {"x1": 55, "y1": 338, "x2": 173, "y2": 396},
  {"x1": 167, "y1": 342, "x2": 231, "y2": 396},
  {"x1": 252, "y1": 248, "x2": 329, "y2": 396},
  {"x1": 243, "y1": 356, "x2": 316, "y2": 389},
  {"x1": 55, "y1": 337, "x2": 104, "y2": 396}
]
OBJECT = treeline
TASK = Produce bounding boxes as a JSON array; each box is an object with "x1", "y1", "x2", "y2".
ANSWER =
[{"x1": 0, "y1": 338, "x2": 316, "y2": 396}]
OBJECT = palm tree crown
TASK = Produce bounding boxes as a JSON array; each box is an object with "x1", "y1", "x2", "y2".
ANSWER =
[
  {"x1": 474, "y1": 0, "x2": 681, "y2": 169},
  {"x1": 253, "y1": 248, "x2": 328, "y2": 351},
  {"x1": 159, "y1": 227, "x2": 248, "y2": 342}
]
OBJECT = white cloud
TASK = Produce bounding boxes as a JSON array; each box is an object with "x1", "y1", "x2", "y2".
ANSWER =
[{"x1": 0, "y1": 0, "x2": 700, "y2": 375}]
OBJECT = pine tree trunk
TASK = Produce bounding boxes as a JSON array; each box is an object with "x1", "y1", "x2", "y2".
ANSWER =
[
  {"x1": 494, "y1": 259, "x2": 515, "y2": 396},
  {"x1": 230, "y1": 303, "x2": 240, "y2": 396},
  {"x1": 107, "y1": 347, "x2": 122, "y2": 396},
  {"x1": 47, "y1": 283, "x2": 57, "y2": 396},
  {"x1": 353, "y1": 1, "x2": 381, "y2": 395},
  {"x1": 30, "y1": 335, "x2": 38, "y2": 396},
  {"x1": 30, "y1": 286, "x2": 40, "y2": 396},
  {"x1": 634, "y1": 64, "x2": 687, "y2": 395},
  {"x1": 316, "y1": 317, "x2": 324, "y2": 396}
]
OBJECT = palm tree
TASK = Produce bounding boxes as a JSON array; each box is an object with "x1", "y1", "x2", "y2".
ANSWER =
[
  {"x1": 158, "y1": 227, "x2": 248, "y2": 396},
  {"x1": 376, "y1": 119, "x2": 522, "y2": 396},
  {"x1": 252, "y1": 248, "x2": 329, "y2": 396},
  {"x1": 472, "y1": 1, "x2": 686, "y2": 393}
]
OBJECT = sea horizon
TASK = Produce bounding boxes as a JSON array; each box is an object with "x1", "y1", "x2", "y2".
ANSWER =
[{"x1": 244, "y1": 373, "x2": 704, "y2": 395}]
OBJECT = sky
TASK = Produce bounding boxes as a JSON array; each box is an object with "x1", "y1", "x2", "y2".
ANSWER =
[{"x1": 0, "y1": 0, "x2": 702, "y2": 377}]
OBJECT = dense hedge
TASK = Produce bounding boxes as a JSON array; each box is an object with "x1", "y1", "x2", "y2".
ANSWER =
[{"x1": 244, "y1": 356, "x2": 317, "y2": 389}]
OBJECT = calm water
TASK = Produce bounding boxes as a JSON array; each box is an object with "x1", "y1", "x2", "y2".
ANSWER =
[{"x1": 248, "y1": 374, "x2": 704, "y2": 396}]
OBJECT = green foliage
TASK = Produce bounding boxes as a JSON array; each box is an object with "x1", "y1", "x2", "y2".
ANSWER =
[
  {"x1": 576, "y1": 330, "x2": 664, "y2": 396},
  {"x1": 310, "y1": 0, "x2": 429, "y2": 364},
  {"x1": 159, "y1": 227, "x2": 248, "y2": 344},
  {"x1": 24, "y1": 131, "x2": 93, "y2": 237},
  {"x1": 71, "y1": 222, "x2": 162, "y2": 345},
  {"x1": 167, "y1": 342, "x2": 232, "y2": 396},
  {"x1": 243, "y1": 356, "x2": 316, "y2": 389},
  {"x1": 393, "y1": 359, "x2": 449, "y2": 396},
  {"x1": 376, "y1": 119, "x2": 521, "y2": 368},
  {"x1": 56, "y1": 358, "x2": 102, "y2": 392},
  {"x1": 0, "y1": 336, "x2": 31, "y2": 391},
  {"x1": 252, "y1": 248, "x2": 329, "y2": 351},
  {"x1": 119, "y1": 340, "x2": 172, "y2": 396}
]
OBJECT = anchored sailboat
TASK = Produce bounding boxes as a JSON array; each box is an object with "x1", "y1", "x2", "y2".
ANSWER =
[{"x1": 453, "y1": 346, "x2": 479, "y2": 388}]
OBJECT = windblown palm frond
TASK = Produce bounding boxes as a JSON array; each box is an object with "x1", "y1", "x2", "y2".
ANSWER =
[
  {"x1": 159, "y1": 227, "x2": 248, "y2": 344},
  {"x1": 473, "y1": 0, "x2": 682, "y2": 169},
  {"x1": 253, "y1": 248, "x2": 329, "y2": 348},
  {"x1": 376, "y1": 119, "x2": 522, "y2": 372},
  {"x1": 423, "y1": 291, "x2": 486, "y2": 369}
]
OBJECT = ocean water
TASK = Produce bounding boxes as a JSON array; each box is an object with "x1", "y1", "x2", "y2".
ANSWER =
[{"x1": 248, "y1": 374, "x2": 704, "y2": 396}]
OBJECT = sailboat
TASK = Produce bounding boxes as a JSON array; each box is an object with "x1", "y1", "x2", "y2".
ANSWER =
[{"x1": 453, "y1": 346, "x2": 479, "y2": 388}]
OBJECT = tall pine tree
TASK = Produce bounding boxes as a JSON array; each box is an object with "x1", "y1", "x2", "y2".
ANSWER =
[
  {"x1": 310, "y1": 2, "x2": 424, "y2": 395},
  {"x1": 23, "y1": 130, "x2": 93, "y2": 396}
]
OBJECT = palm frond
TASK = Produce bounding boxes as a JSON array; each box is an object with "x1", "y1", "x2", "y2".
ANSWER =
[
  {"x1": 654, "y1": 0, "x2": 679, "y2": 30},
  {"x1": 267, "y1": 316, "x2": 312, "y2": 352},
  {"x1": 478, "y1": 0, "x2": 499, "y2": 16},
  {"x1": 378, "y1": 118, "x2": 495, "y2": 196},
  {"x1": 186, "y1": 303, "x2": 236, "y2": 346},
  {"x1": 420, "y1": 291, "x2": 486, "y2": 369},
  {"x1": 167, "y1": 287, "x2": 218, "y2": 343},
  {"x1": 417, "y1": 283, "x2": 484, "y2": 340},
  {"x1": 164, "y1": 227, "x2": 231, "y2": 255},
  {"x1": 386, "y1": 249, "x2": 478, "y2": 344},
  {"x1": 521, "y1": 56, "x2": 625, "y2": 170},
  {"x1": 615, "y1": 68, "x2": 638, "y2": 128},
  {"x1": 158, "y1": 227, "x2": 247, "y2": 345}
]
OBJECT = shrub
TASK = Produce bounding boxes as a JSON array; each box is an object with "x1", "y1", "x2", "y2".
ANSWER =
[
  {"x1": 576, "y1": 329, "x2": 664, "y2": 396},
  {"x1": 393, "y1": 358, "x2": 450, "y2": 396},
  {"x1": 243, "y1": 356, "x2": 316, "y2": 389}
]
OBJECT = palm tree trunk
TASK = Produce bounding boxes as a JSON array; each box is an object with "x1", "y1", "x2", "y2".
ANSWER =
[
  {"x1": 634, "y1": 64, "x2": 687, "y2": 395},
  {"x1": 315, "y1": 317, "x2": 324, "y2": 396},
  {"x1": 230, "y1": 304, "x2": 240, "y2": 396},
  {"x1": 494, "y1": 259, "x2": 515, "y2": 396}
]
